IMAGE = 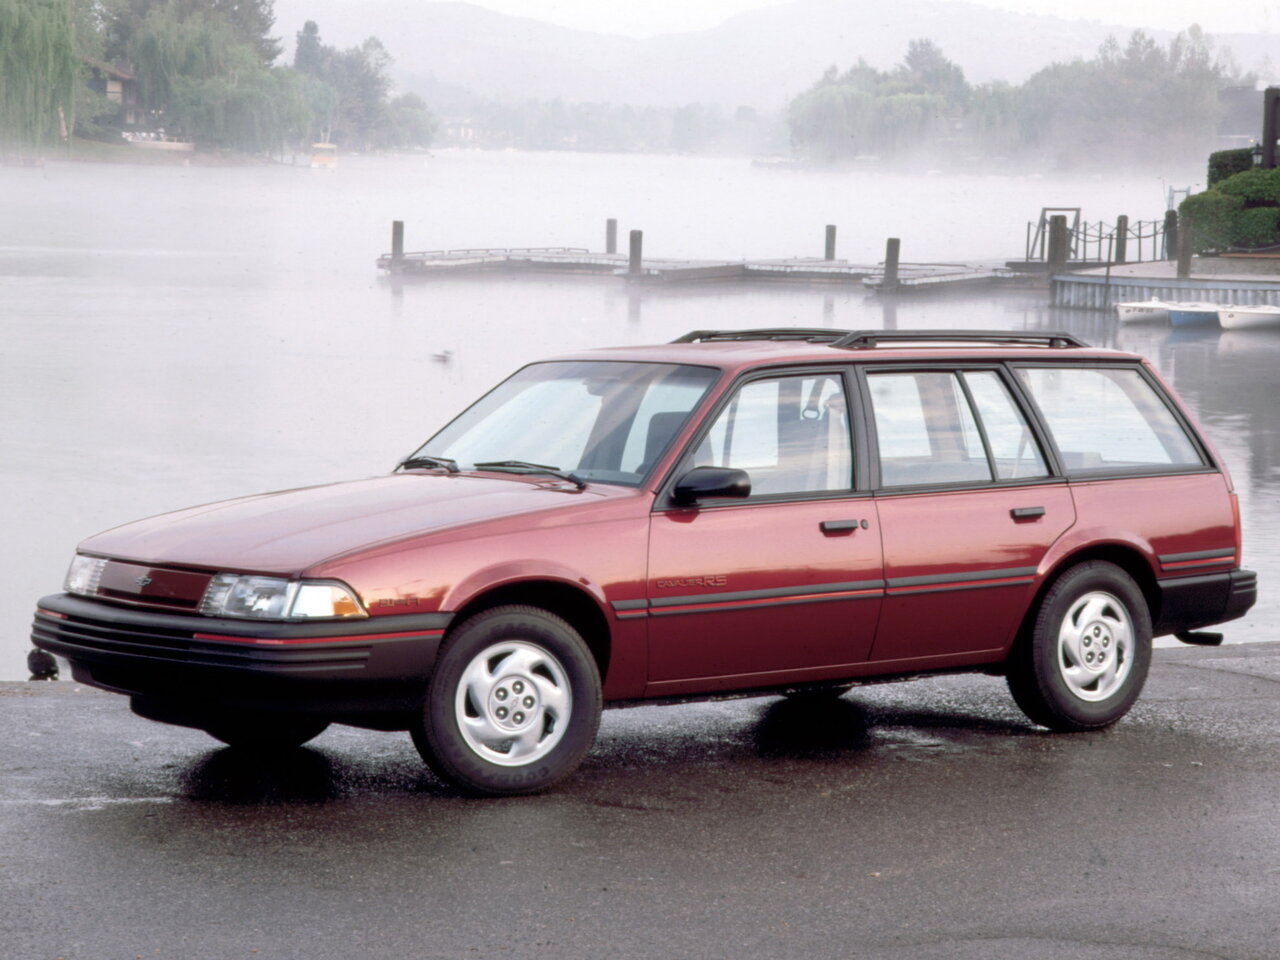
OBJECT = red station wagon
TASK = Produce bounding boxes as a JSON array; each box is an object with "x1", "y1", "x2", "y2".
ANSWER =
[{"x1": 33, "y1": 329, "x2": 1257, "y2": 795}]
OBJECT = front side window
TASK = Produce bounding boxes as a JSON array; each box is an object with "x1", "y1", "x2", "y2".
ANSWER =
[
  {"x1": 689, "y1": 373, "x2": 853, "y2": 497},
  {"x1": 416, "y1": 361, "x2": 719, "y2": 486},
  {"x1": 1016, "y1": 366, "x2": 1203, "y2": 474}
]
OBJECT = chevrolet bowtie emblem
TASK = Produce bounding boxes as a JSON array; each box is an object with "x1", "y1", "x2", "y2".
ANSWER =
[{"x1": 135, "y1": 575, "x2": 153, "y2": 587}]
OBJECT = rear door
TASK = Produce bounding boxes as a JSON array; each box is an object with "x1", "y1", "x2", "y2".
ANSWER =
[
  {"x1": 862, "y1": 366, "x2": 1075, "y2": 664},
  {"x1": 644, "y1": 368, "x2": 884, "y2": 696}
]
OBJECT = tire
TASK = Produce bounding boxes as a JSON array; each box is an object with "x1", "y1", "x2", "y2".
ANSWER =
[
  {"x1": 412, "y1": 605, "x2": 602, "y2": 796},
  {"x1": 1007, "y1": 561, "x2": 1152, "y2": 732},
  {"x1": 203, "y1": 714, "x2": 331, "y2": 751}
]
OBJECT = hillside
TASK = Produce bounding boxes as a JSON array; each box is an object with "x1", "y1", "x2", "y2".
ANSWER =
[{"x1": 269, "y1": 0, "x2": 1278, "y2": 109}]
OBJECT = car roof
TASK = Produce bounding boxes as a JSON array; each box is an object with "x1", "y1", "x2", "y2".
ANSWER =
[{"x1": 551, "y1": 329, "x2": 1138, "y2": 376}]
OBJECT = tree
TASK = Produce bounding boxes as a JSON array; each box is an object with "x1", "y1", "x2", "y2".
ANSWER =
[
  {"x1": 0, "y1": 0, "x2": 78, "y2": 151},
  {"x1": 100, "y1": 0, "x2": 279, "y2": 64},
  {"x1": 129, "y1": 3, "x2": 306, "y2": 152},
  {"x1": 786, "y1": 45, "x2": 962, "y2": 161},
  {"x1": 292, "y1": 23, "x2": 432, "y2": 150}
]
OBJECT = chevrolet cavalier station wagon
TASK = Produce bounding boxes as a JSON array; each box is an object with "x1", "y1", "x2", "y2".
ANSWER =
[{"x1": 33, "y1": 329, "x2": 1257, "y2": 795}]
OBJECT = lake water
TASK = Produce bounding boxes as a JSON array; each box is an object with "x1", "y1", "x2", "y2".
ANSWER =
[{"x1": 1, "y1": 150, "x2": 1272, "y2": 680}]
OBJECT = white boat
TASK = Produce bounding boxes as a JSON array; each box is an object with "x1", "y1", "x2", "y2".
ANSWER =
[
  {"x1": 1115, "y1": 299, "x2": 1169, "y2": 323},
  {"x1": 1166, "y1": 302, "x2": 1221, "y2": 327},
  {"x1": 1218, "y1": 304, "x2": 1280, "y2": 330}
]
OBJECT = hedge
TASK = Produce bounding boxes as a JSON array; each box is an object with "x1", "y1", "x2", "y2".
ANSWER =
[
  {"x1": 1214, "y1": 167, "x2": 1280, "y2": 205},
  {"x1": 1207, "y1": 148, "x2": 1254, "y2": 187},
  {"x1": 1232, "y1": 207, "x2": 1280, "y2": 247},
  {"x1": 1179, "y1": 190, "x2": 1243, "y2": 252}
]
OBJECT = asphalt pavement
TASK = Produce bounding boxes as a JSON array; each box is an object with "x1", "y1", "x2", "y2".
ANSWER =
[{"x1": 2, "y1": 643, "x2": 1277, "y2": 960}]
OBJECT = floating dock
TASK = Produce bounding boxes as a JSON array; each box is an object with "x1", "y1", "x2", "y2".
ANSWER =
[
  {"x1": 376, "y1": 241, "x2": 1011, "y2": 292},
  {"x1": 376, "y1": 220, "x2": 1012, "y2": 292}
]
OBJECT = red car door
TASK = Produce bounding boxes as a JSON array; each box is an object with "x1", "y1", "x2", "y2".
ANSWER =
[
  {"x1": 644, "y1": 370, "x2": 884, "y2": 696},
  {"x1": 862, "y1": 366, "x2": 1075, "y2": 664}
]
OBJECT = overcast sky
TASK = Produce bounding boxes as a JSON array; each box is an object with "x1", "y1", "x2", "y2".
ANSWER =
[{"x1": 465, "y1": 0, "x2": 1278, "y2": 38}]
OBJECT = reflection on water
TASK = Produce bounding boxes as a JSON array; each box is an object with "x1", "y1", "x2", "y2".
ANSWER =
[{"x1": 1, "y1": 153, "x2": 1272, "y2": 678}]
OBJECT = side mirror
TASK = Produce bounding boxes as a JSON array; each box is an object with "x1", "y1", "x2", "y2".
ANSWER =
[{"x1": 671, "y1": 466, "x2": 751, "y2": 506}]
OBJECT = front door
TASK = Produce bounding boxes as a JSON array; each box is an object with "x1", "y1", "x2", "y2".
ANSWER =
[{"x1": 645, "y1": 370, "x2": 884, "y2": 696}]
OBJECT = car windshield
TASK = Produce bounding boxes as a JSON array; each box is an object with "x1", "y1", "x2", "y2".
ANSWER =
[{"x1": 411, "y1": 360, "x2": 720, "y2": 487}]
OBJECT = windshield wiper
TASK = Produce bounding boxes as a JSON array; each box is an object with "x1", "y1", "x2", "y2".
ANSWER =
[
  {"x1": 473, "y1": 460, "x2": 587, "y2": 489},
  {"x1": 397, "y1": 455, "x2": 459, "y2": 473}
]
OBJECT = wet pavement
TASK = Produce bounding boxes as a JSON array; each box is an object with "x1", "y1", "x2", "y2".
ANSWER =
[{"x1": 2, "y1": 644, "x2": 1277, "y2": 960}]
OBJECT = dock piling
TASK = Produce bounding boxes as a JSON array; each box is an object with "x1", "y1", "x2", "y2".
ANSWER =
[
  {"x1": 606, "y1": 219, "x2": 618, "y2": 255},
  {"x1": 883, "y1": 238, "x2": 901, "y2": 291},
  {"x1": 1263, "y1": 87, "x2": 1278, "y2": 169},
  {"x1": 1047, "y1": 216, "x2": 1069, "y2": 272},
  {"x1": 1114, "y1": 215, "x2": 1128, "y2": 264},
  {"x1": 1176, "y1": 218, "x2": 1193, "y2": 279},
  {"x1": 1164, "y1": 210, "x2": 1178, "y2": 260},
  {"x1": 628, "y1": 230, "x2": 644, "y2": 277},
  {"x1": 825, "y1": 225, "x2": 837, "y2": 261},
  {"x1": 391, "y1": 220, "x2": 405, "y2": 270}
]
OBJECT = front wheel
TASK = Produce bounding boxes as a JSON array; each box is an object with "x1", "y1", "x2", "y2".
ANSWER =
[
  {"x1": 1007, "y1": 561, "x2": 1152, "y2": 731},
  {"x1": 412, "y1": 605, "x2": 602, "y2": 796}
]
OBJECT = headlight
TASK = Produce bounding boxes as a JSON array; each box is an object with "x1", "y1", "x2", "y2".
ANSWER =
[
  {"x1": 199, "y1": 574, "x2": 367, "y2": 620},
  {"x1": 65, "y1": 555, "x2": 107, "y2": 597}
]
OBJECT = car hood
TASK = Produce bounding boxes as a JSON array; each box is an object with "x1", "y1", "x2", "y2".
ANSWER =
[{"x1": 80, "y1": 473, "x2": 628, "y2": 575}]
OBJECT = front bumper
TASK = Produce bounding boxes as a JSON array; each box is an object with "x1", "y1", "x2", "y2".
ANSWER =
[{"x1": 32, "y1": 593, "x2": 453, "y2": 718}]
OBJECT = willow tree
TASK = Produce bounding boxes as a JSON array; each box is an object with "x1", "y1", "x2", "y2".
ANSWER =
[{"x1": 0, "y1": 0, "x2": 78, "y2": 152}]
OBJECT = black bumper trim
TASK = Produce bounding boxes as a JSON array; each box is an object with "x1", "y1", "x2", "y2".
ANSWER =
[
  {"x1": 1153, "y1": 568, "x2": 1256, "y2": 636},
  {"x1": 30, "y1": 594, "x2": 454, "y2": 709}
]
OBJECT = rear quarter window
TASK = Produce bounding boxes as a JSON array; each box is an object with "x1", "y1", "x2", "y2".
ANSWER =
[{"x1": 1015, "y1": 366, "x2": 1204, "y2": 475}]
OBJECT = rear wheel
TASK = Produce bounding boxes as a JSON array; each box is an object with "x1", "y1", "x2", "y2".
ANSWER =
[
  {"x1": 412, "y1": 605, "x2": 601, "y2": 796},
  {"x1": 1007, "y1": 561, "x2": 1152, "y2": 731}
]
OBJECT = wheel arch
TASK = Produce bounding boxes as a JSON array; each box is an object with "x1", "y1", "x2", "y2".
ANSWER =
[
  {"x1": 446, "y1": 580, "x2": 613, "y2": 682},
  {"x1": 1006, "y1": 543, "x2": 1160, "y2": 664}
]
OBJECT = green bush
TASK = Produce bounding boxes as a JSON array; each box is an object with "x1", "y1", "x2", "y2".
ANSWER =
[
  {"x1": 1179, "y1": 190, "x2": 1244, "y2": 252},
  {"x1": 1214, "y1": 167, "x2": 1280, "y2": 205},
  {"x1": 1232, "y1": 207, "x2": 1280, "y2": 247},
  {"x1": 1207, "y1": 148, "x2": 1254, "y2": 187}
]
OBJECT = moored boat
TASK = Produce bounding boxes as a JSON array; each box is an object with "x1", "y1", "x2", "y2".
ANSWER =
[
  {"x1": 1115, "y1": 299, "x2": 1169, "y2": 323},
  {"x1": 1166, "y1": 302, "x2": 1221, "y2": 327},
  {"x1": 1218, "y1": 304, "x2": 1280, "y2": 330}
]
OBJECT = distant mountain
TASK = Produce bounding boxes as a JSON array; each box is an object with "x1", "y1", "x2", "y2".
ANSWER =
[{"x1": 270, "y1": 0, "x2": 1278, "y2": 110}]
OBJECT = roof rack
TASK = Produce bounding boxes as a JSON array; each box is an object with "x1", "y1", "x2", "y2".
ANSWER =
[
  {"x1": 830, "y1": 330, "x2": 1088, "y2": 349},
  {"x1": 671, "y1": 328, "x2": 851, "y2": 344},
  {"x1": 671, "y1": 328, "x2": 1090, "y2": 349}
]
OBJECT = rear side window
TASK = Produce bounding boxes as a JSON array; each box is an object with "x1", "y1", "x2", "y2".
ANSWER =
[
  {"x1": 1016, "y1": 366, "x2": 1203, "y2": 475},
  {"x1": 870, "y1": 371, "x2": 1049, "y2": 488},
  {"x1": 870, "y1": 372, "x2": 987, "y2": 485},
  {"x1": 867, "y1": 370, "x2": 1049, "y2": 487}
]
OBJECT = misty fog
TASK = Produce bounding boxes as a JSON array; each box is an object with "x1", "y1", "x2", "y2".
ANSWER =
[{"x1": 3, "y1": 149, "x2": 1277, "y2": 678}]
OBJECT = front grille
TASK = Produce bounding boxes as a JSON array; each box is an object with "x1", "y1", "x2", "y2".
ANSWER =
[{"x1": 93, "y1": 561, "x2": 211, "y2": 612}]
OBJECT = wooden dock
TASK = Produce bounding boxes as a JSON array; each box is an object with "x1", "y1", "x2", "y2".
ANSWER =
[{"x1": 375, "y1": 222, "x2": 1012, "y2": 292}]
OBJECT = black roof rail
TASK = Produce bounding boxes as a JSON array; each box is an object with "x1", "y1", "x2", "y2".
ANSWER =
[
  {"x1": 671, "y1": 328, "x2": 854, "y2": 344},
  {"x1": 831, "y1": 330, "x2": 1089, "y2": 349},
  {"x1": 671, "y1": 328, "x2": 1091, "y2": 349}
]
